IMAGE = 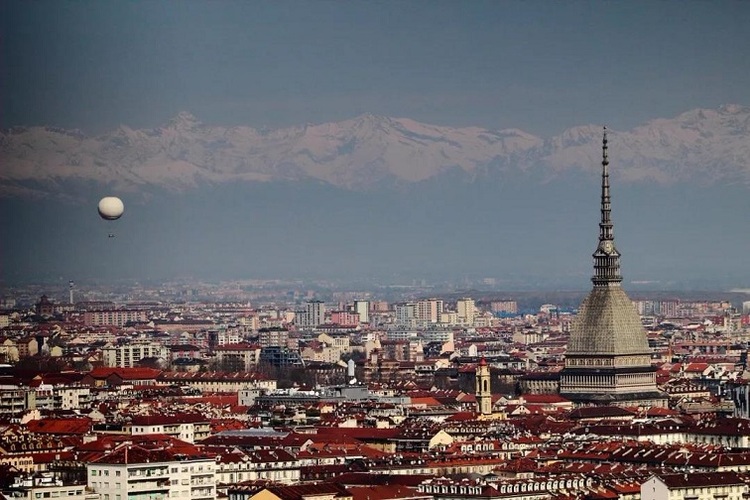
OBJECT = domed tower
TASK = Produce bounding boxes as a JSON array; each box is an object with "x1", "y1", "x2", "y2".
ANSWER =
[{"x1": 559, "y1": 129, "x2": 666, "y2": 407}]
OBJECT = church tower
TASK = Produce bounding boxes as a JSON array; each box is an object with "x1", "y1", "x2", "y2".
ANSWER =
[
  {"x1": 475, "y1": 358, "x2": 493, "y2": 415},
  {"x1": 559, "y1": 129, "x2": 666, "y2": 407}
]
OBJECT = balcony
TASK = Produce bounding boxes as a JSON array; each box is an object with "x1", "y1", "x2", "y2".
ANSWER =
[{"x1": 127, "y1": 480, "x2": 170, "y2": 492}]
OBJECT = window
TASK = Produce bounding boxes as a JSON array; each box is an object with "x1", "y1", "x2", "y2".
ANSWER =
[{"x1": 116, "y1": 471, "x2": 121, "y2": 477}]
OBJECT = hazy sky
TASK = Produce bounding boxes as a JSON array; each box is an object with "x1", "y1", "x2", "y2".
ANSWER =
[{"x1": 2, "y1": 1, "x2": 748, "y2": 137}]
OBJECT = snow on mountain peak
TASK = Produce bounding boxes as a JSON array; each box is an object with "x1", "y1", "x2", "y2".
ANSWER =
[
  {"x1": 166, "y1": 111, "x2": 202, "y2": 130},
  {"x1": 0, "y1": 105, "x2": 748, "y2": 197}
]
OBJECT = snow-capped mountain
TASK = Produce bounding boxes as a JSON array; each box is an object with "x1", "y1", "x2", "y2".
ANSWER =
[{"x1": 1, "y1": 104, "x2": 749, "y2": 198}]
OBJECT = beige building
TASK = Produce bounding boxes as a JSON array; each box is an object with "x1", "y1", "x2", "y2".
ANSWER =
[
  {"x1": 159, "y1": 371, "x2": 276, "y2": 393},
  {"x1": 83, "y1": 309, "x2": 148, "y2": 327},
  {"x1": 214, "y1": 342, "x2": 261, "y2": 370},
  {"x1": 456, "y1": 298, "x2": 475, "y2": 326},
  {"x1": 641, "y1": 472, "x2": 746, "y2": 500}
]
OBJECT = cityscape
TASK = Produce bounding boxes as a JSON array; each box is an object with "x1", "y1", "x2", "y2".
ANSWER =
[
  {"x1": 2, "y1": 3, "x2": 750, "y2": 500},
  {"x1": 1, "y1": 131, "x2": 749, "y2": 500}
]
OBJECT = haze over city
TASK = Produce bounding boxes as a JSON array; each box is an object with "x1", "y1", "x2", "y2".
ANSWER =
[{"x1": 1, "y1": 1, "x2": 749, "y2": 289}]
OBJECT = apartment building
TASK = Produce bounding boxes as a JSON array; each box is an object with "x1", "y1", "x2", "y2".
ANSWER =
[
  {"x1": 87, "y1": 444, "x2": 216, "y2": 500},
  {"x1": 102, "y1": 341, "x2": 170, "y2": 368}
]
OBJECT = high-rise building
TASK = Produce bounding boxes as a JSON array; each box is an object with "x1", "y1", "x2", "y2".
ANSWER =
[
  {"x1": 296, "y1": 300, "x2": 326, "y2": 329},
  {"x1": 456, "y1": 298, "x2": 475, "y2": 326},
  {"x1": 559, "y1": 129, "x2": 666, "y2": 407},
  {"x1": 258, "y1": 327, "x2": 289, "y2": 348},
  {"x1": 416, "y1": 298, "x2": 443, "y2": 323},
  {"x1": 354, "y1": 300, "x2": 370, "y2": 324},
  {"x1": 395, "y1": 303, "x2": 417, "y2": 325},
  {"x1": 491, "y1": 300, "x2": 518, "y2": 315}
]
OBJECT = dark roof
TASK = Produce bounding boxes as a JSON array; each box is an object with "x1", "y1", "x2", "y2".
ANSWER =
[{"x1": 656, "y1": 471, "x2": 744, "y2": 488}]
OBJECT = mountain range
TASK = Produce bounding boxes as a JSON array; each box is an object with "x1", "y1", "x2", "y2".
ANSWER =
[
  {"x1": 1, "y1": 105, "x2": 749, "y2": 289},
  {"x1": 1, "y1": 104, "x2": 749, "y2": 198}
]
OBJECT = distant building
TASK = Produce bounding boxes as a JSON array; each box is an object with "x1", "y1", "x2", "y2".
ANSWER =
[
  {"x1": 416, "y1": 298, "x2": 444, "y2": 323},
  {"x1": 35, "y1": 295, "x2": 55, "y2": 317},
  {"x1": 296, "y1": 300, "x2": 325, "y2": 329},
  {"x1": 395, "y1": 303, "x2": 417, "y2": 325},
  {"x1": 102, "y1": 341, "x2": 170, "y2": 368},
  {"x1": 354, "y1": 300, "x2": 370, "y2": 323},
  {"x1": 456, "y1": 298, "x2": 475, "y2": 326},
  {"x1": 214, "y1": 343, "x2": 261, "y2": 371},
  {"x1": 491, "y1": 300, "x2": 518, "y2": 315},
  {"x1": 329, "y1": 311, "x2": 359, "y2": 327},
  {"x1": 259, "y1": 346, "x2": 304, "y2": 368},
  {"x1": 258, "y1": 327, "x2": 289, "y2": 348},
  {"x1": 83, "y1": 309, "x2": 148, "y2": 327}
]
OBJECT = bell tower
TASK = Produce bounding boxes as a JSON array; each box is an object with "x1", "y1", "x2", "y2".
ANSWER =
[{"x1": 475, "y1": 357, "x2": 493, "y2": 415}]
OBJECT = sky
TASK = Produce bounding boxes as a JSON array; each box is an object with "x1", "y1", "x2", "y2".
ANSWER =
[{"x1": 2, "y1": 0, "x2": 749, "y2": 137}]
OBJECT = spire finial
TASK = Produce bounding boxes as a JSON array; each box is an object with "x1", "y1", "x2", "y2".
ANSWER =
[
  {"x1": 592, "y1": 126, "x2": 622, "y2": 286},
  {"x1": 601, "y1": 126, "x2": 610, "y2": 226}
]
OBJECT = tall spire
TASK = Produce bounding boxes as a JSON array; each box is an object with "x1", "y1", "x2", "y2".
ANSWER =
[
  {"x1": 592, "y1": 127, "x2": 622, "y2": 286},
  {"x1": 600, "y1": 127, "x2": 612, "y2": 239}
]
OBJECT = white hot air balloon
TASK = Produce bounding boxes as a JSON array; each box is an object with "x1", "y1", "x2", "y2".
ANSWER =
[{"x1": 98, "y1": 196, "x2": 125, "y2": 221}]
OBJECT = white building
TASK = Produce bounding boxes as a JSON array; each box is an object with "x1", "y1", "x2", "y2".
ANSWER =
[
  {"x1": 102, "y1": 341, "x2": 170, "y2": 368},
  {"x1": 3, "y1": 474, "x2": 96, "y2": 500},
  {"x1": 420, "y1": 327, "x2": 454, "y2": 344},
  {"x1": 33, "y1": 384, "x2": 91, "y2": 411},
  {"x1": 215, "y1": 449, "x2": 300, "y2": 485},
  {"x1": 124, "y1": 414, "x2": 211, "y2": 444},
  {"x1": 87, "y1": 444, "x2": 216, "y2": 500},
  {"x1": 354, "y1": 300, "x2": 370, "y2": 324},
  {"x1": 395, "y1": 303, "x2": 417, "y2": 326}
]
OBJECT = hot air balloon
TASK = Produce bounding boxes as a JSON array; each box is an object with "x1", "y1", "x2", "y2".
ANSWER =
[{"x1": 98, "y1": 197, "x2": 124, "y2": 221}]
